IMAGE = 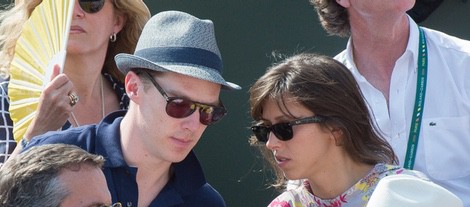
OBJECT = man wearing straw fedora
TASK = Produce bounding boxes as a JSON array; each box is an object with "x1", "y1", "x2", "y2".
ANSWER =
[{"x1": 22, "y1": 10, "x2": 240, "y2": 206}]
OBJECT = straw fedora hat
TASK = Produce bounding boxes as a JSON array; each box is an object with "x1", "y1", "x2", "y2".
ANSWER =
[
  {"x1": 115, "y1": 10, "x2": 240, "y2": 90},
  {"x1": 367, "y1": 174, "x2": 463, "y2": 207}
]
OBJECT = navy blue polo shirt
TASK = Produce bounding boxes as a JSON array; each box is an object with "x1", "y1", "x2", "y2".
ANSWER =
[{"x1": 25, "y1": 110, "x2": 226, "y2": 207}]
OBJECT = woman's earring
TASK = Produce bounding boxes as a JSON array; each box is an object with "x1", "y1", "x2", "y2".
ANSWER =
[{"x1": 109, "y1": 33, "x2": 117, "y2": 42}]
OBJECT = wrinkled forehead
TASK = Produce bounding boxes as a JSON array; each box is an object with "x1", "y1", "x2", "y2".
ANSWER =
[{"x1": 59, "y1": 165, "x2": 111, "y2": 205}]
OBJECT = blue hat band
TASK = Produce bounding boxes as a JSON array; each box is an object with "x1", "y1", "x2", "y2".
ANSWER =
[{"x1": 135, "y1": 47, "x2": 223, "y2": 73}]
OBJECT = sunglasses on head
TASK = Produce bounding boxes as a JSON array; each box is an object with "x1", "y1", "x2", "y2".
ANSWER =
[
  {"x1": 251, "y1": 115, "x2": 325, "y2": 143},
  {"x1": 142, "y1": 71, "x2": 227, "y2": 125},
  {"x1": 78, "y1": 0, "x2": 106, "y2": 14}
]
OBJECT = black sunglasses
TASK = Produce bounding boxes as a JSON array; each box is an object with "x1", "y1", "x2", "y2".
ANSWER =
[
  {"x1": 251, "y1": 115, "x2": 325, "y2": 143},
  {"x1": 143, "y1": 72, "x2": 227, "y2": 125},
  {"x1": 78, "y1": 0, "x2": 106, "y2": 14}
]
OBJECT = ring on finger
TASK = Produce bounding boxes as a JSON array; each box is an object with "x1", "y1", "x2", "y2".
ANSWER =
[{"x1": 68, "y1": 92, "x2": 79, "y2": 107}]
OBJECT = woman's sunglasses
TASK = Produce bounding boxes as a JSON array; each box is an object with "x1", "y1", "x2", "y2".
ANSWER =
[
  {"x1": 251, "y1": 115, "x2": 325, "y2": 143},
  {"x1": 143, "y1": 71, "x2": 227, "y2": 125},
  {"x1": 78, "y1": 0, "x2": 106, "y2": 14}
]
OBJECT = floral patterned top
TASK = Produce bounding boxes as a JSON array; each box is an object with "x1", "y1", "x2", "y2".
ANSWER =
[{"x1": 268, "y1": 163, "x2": 427, "y2": 207}]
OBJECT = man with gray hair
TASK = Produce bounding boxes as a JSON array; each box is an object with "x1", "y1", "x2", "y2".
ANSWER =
[
  {"x1": 0, "y1": 144, "x2": 116, "y2": 207},
  {"x1": 23, "y1": 10, "x2": 240, "y2": 207},
  {"x1": 308, "y1": 0, "x2": 470, "y2": 205}
]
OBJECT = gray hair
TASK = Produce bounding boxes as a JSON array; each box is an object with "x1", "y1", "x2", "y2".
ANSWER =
[
  {"x1": 0, "y1": 144, "x2": 105, "y2": 207},
  {"x1": 309, "y1": 0, "x2": 350, "y2": 37}
]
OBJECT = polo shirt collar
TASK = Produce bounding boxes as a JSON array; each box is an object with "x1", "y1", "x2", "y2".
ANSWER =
[{"x1": 93, "y1": 110, "x2": 207, "y2": 198}]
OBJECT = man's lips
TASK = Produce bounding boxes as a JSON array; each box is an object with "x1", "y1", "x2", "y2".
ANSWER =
[{"x1": 171, "y1": 136, "x2": 193, "y2": 148}]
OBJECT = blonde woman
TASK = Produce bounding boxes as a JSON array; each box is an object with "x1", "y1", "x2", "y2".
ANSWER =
[{"x1": 0, "y1": 0, "x2": 150, "y2": 164}]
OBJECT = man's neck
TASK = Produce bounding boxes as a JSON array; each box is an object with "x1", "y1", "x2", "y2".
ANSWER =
[
  {"x1": 119, "y1": 116, "x2": 173, "y2": 207},
  {"x1": 135, "y1": 163, "x2": 171, "y2": 207},
  {"x1": 348, "y1": 15, "x2": 410, "y2": 101}
]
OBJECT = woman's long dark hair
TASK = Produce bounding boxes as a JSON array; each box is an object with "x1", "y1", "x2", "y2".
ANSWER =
[{"x1": 249, "y1": 53, "x2": 397, "y2": 189}]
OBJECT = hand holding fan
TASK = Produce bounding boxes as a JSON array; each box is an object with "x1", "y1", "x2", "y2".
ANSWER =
[{"x1": 8, "y1": 0, "x2": 74, "y2": 142}]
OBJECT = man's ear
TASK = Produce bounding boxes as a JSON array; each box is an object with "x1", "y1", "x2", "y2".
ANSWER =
[
  {"x1": 336, "y1": 0, "x2": 350, "y2": 8},
  {"x1": 125, "y1": 71, "x2": 143, "y2": 102}
]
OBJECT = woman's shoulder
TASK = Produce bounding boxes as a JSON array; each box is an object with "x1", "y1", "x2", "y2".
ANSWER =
[
  {"x1": 373, "y1": 163, "x2": 429, "y2": 180},
  {"x1": 0, "y1": 77, "x2": 9, "y2": 93},
  {"x1": 268, "y1": 187, "x2": 314, "y2": 207},
  {"x1": 1, "y1": 78, "x2": 9, "y2": 101}
]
